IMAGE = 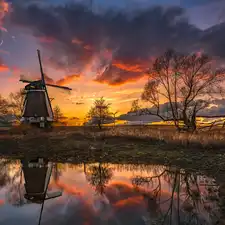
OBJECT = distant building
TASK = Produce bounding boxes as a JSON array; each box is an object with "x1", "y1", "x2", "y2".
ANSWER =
[{"x1": 0, "y1": 115, "x2": 17, "y2": 127}]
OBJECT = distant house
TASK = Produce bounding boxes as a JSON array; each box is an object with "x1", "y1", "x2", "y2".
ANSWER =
[
  {"x1": 84, "y1": 116, "x2": 115, "y2": 126},
  {"x1": 0, "y1": 115, "x2": 18, "y2": 127}
]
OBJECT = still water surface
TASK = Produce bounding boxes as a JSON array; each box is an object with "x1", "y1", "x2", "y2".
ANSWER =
[{"x1": 0, "y1": 158, "x2": 220, "y2": 225}]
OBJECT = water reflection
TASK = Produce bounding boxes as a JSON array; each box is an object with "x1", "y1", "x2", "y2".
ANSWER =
[{"x1": 0, "y1": 159, "x2": 221, "y2": 225}]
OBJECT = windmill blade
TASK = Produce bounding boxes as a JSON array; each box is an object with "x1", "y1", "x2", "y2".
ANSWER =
[
  {"x1": 19, "y1": 79, "x2": 39, "y2": 83},
  {"x1": 46, "y1": 83, "x2": 72, "y2": 91},
  {"x1": 37, "y1": 49, "x2": 46, "y2": 86},
  {"x1": 20, "y1": 79, "x2": 72, "y2": 91}
]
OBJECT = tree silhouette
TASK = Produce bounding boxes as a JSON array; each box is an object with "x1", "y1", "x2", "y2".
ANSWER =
[
  {"x1": 8, "y1": 89, "x2": 25, "y2": 121},
  {"x1": 87, "y1": 97, "x2": 111, "y2": 129},
  {"x1": 86, "y1": 163, "x2": 113, "y2": 195},
  {"x1": 0, "y1": 95, "x2": 9, "y2": 122},
  {"x1": 141, "y1": 49, "x2": 225, "y2": 131},
  {"x1": 53, "y1": 105, "x2": 63, "y2": 122}
]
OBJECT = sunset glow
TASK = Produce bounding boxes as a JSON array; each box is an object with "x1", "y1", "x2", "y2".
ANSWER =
[{"x1": 0, "y1": 0, "x2": 225, "y2": 120}]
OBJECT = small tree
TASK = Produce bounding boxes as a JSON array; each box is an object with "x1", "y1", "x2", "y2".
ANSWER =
[
  {"x1": 8, "y1": 89, "x2": 25, "y2": 121},
  {"x1": 141, "y1": 49, "x2": 225, "y2": 131},
  {"x1": 87, "y1": 97, "x2": 111, "y2": 130},
  {"x1": 53, "y1": 105, "x2": 63, "y2": 122},
  {"x1": 111, "y1": 111, "x2": 119, "y2": 126},
  {"x1": 130, "y1": 99, "x2": 141, "y2": 112}
]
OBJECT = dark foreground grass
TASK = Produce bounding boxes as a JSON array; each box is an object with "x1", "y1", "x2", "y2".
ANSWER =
[{"x1": 1, "y1": 125, "x2": 225, "y2": 184}]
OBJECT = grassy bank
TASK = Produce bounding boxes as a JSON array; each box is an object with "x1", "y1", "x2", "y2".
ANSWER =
[{"x1": 1, "y1": 125, "x2": 225, "y2": 183}]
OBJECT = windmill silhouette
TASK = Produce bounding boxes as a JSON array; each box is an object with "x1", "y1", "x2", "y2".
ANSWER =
[{"x1": 20, "y1": 50, "x2": 72, "y2": 128}]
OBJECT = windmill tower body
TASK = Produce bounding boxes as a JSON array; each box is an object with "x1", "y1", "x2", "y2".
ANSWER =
[
  {"x1": 21, "y1": 158, "x2": 62, "y2": 204},
  {"x1": 21, "y1": 89, "x2": 54, "y2": 127},
  {"x1": 20, "y1": 50, "x2": 72, "y2": 128}
]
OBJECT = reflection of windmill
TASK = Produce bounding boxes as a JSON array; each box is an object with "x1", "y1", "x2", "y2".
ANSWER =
[
  {"x1": 21, "y1": 157, "x2": 62, "y2": 225},
  {"x1": 20, "y1": 49, "x2": 72, "y2": 128}
]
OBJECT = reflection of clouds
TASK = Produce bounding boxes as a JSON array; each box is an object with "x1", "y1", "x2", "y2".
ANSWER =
[
  {"x1": 42, "y1": 180, "x2": 180, "y2": 225},
  {"x1": 0, "y1": 162, "x2": 220, "y2": 225}
]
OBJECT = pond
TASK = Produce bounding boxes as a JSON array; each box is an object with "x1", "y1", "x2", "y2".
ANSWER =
[{"x1": 0, "y1": 157, "x2": 221, "y2": 225}]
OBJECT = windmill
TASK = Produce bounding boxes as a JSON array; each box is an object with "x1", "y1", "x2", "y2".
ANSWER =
[
  {"x1": 20, "y1": 49, "x2": 72, "y2": 128},
  {"x1": 21, "y1": 157, "x2": 62, "y2": 225}
]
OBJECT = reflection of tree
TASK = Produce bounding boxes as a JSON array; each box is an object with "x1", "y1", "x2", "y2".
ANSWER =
[
  {"x1": 0, "y1": 160, "x2": 11, "y2": 188},
  {"x1": 132, "y1": 167, "x2": 219, "y2": 225},
  {"x1": 86, "y1": 163, "x2": 113, "y2": 195},
  {"x1": 52, "y1": 163, "x2": 61, "y2": 183},
  {"x1": 5, "y1": 164, "x2": 27, "y2": 207},
  {"x1": 0, "y1": 160, "x2": 27, "y2": 207}
]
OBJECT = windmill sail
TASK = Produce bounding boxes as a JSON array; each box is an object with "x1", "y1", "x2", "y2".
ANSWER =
[
  {"x1": 37, "y1": 49, "x2": 46, "y2": 87},
  {"x1": 20, "y1": 78, "x2": 72, "y2": 91}
]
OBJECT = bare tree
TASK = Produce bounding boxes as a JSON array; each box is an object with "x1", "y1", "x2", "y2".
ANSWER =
[
  {"x1": 87, "y1": 97, "x2": 111, "y2": 130},
  {"x1": 141, "y1": 49, "x2": 225, "y2": 131},
  {"x1": 0, "y1": 95, "x2": 9, "y2": 117},
  {"x1": 53, "y1": 105, "x2": 63, "y2": 122},
  {"x1": 8, "y1": 89, "x2": 25, "y2": 121}
]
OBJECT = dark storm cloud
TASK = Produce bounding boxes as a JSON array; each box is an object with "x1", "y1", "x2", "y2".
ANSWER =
[
  {"x1": 201, "y1": 23, "x2": 225, "y2": 58},
  {"x1": 184, "y1": 0, "x2": 223, "y2": 7},
  {"x1": 8, "y1": 1, "x2": 224, "y2": 85},
  {"x1": 94, "y1": 64, "x2": 144, "y2": 85}
]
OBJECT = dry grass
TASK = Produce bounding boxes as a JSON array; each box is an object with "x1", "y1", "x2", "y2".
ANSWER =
[
  {"x1": 2, "y1": 124, "x2": 225, "y2": 149},
  {"x1": 91, "y1": 125, "x2": 225, "y2": 149}
]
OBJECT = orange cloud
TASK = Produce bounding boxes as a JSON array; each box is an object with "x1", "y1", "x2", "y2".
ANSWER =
[
  {"x1": 95, "y1": 74, "x2": 146, "y2": 86},
  {"x1": 114, "y1": 196, "x2": 143, "y2": 209},
  {"x1": 94, "y1": 58, "x2": 148, "y2": 86},
  {"x1": 0, "y1": 64, "x2": 8, "y2": 72},
  {"x1": 50, "y1": 180, "x2": 84, "y2": 196},
  {"x1": 112, "y1": 61, "x2": 145, "y2": 73},
  {"x1": 31, "y1": 73, "x2": 80, "y2": 86},
  {"x1": 56, "y1": 74, "x2": 80, "y2": 86}
]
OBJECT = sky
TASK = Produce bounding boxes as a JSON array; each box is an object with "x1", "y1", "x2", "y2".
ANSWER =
[{"x1": 0, "y1": 0, "x2": 225, "y2": 118}]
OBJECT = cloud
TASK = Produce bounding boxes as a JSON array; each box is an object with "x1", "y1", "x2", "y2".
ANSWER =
[
  {"x1": 0, "y1": 64, "x2": 8, "y2": 71},
  {"x1": 120, "y1": 99, "x2": 225, "y2": 122},
  {"x1": 198, "y1": 99, "x2": 225, "y2": 117},
  {"x1": 201, "y1": 23, "x2": 225, "y2": 58},
  {"x1": 0, "y1": 56, "x2": 8, "y2": 72},
  {"x1": 0, "y1": 0, "x2": 10, "y2": 31},
  {"x1": 8, "y1": 1, "x2": 225, "y2": 85},
  {"x1": 94, "y1": 64, "x2": 146, "y2": 86},
  {"x1": 22, "y1": 72, "x2": 80, "y2": 86},
  {"x1": 55, "y1": 74, "x2": 80, "y2": 86},
  {"x1": 43, "y1": 73, "x2": 55, "y2": 83},
  {"x1": 37, "y1": 36, "x2": 56, "y2": 43}
]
